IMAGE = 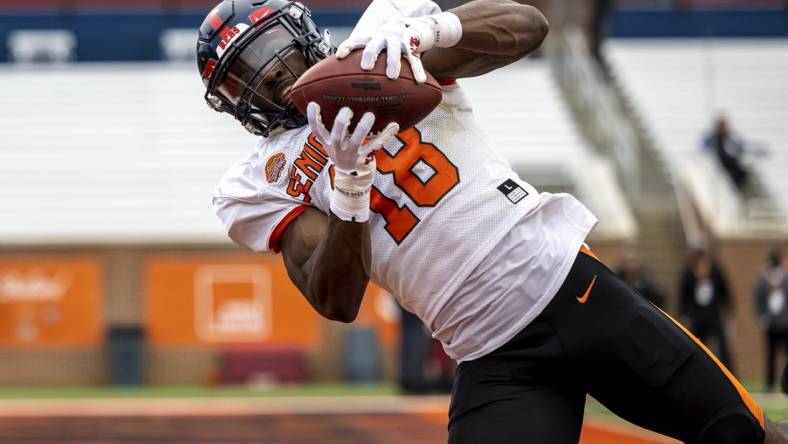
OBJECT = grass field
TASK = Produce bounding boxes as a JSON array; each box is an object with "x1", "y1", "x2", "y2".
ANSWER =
[
  {"x1": 0, "y1": 384, "x2": 783, "y2": 443},
  {"x1": 0, "y1": 385, "x2": 669, "y2": 444},
  {"x1": 1, "y1": 384, "x2": 787, "y2": 415},
  {"x1": 0, "y1": 384, "x2": 785, "y2": 417}
]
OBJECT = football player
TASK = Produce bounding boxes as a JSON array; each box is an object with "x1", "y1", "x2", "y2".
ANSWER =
[{"x1": 198, "y1": 0, "x2": 786, "y2": 442}]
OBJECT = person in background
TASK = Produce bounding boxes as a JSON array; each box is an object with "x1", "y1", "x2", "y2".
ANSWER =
[
  {"x1": 399, "y1": 306, "x2": 454, "y2": 394},
  {"x1": 590, "y1": 0, "x2": 614, "y2": 67},
  {"x1": 782, "y1": 360, "x2": 788, "y2": 394},
  {"x1": 755, "y1": 248, "x2": 788, "y2": 392},
  {"x1": 399, "y1": 306, "x2": 434, "y2": 394},
  {"x1": 701, "y1": 115, "x2": 767, "y2": 192},
  {"x1": 615, "y1": 245, "x2": 666, "y2": 308},
  {"x1": 679, "y1": 247, "x2": 736, "y2": 372}
]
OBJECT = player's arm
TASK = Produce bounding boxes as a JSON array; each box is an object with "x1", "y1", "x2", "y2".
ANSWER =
[
  {"x1": 336, "y1": 0, "x2": 548, "y2": 82},
  {"x1": 279, "y1": 207, "x2": 371, "y2": 323},
  {"x1": 422, "y1": 0, "x2": 549, "y2": 80},
  {"x1": 279, "y1": 105, "x2": 399, "y2": 323}
]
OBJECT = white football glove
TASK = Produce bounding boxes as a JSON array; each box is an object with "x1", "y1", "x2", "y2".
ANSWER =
[
  {"x1": 336, "y1": 12, "x2": 462, "y2": 84},
  {"x1": 307, "y1": 102, "x2": 400, "y2": 222}
]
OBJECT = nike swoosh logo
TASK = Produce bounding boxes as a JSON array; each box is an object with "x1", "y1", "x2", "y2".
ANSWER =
[{"x1": 577, "y1": 275, "x2": 597, "y2": 304}]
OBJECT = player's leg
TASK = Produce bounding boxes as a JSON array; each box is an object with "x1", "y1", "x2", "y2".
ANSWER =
[
  {"x1": 692, "y1": 321, "x2": 710, "y2": 348},
  {"x1": 782, "y1": 346, "x2": 788, "y2": 394},
  {"x1": 767, "y1": 332, "x2": 778, "y2": 391},
  {"x1": 715, "y1": 318, "x2": 736, "y2": 373},
  {"x1": 448, "y1": 318, "x2": 585, "y2": 444},
  {"x1": 540, "y1": 251, "x2": 766, "y2": 443}
]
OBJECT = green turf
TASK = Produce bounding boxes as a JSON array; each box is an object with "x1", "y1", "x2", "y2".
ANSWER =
[{"x1": 0, "y1": 384, "x2": 786, "y2": 424}]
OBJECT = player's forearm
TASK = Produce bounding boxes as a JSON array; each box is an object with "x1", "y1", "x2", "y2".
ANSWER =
[
  {"x1": 450, "y1": 0, "x2": 549, "y2": 57},
  {"x1": 304, "y1": 215, "x2": 371, "y2": 323},
  {"x1": 421, "y1": 0, "x2": 548, "y2": 79}
]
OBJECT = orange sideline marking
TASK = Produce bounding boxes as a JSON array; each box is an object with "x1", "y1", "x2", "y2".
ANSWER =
[{"x1": 581, "y1": 419, "x2": 678, "y2": 444}]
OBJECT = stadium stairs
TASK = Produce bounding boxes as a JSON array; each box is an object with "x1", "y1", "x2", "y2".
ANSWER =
[
  {"x1": 552, "y1": 33, "x2": 788, "y2": 380},
  {"x1": 549, "y1": 29, "x2": 686, "y2": 308},
  {"x1": 458, "y1": 57, "x2": 636, "y2": 248},
  {"x1": 604, "y1": 39, "x2": 785, "y2": 237}
]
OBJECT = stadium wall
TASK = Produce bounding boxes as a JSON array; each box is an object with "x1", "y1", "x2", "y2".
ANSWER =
[
  {"x1": 0, "y1": 238, "x2": 627, "y2": 386},
  {"x1": 611, "y1": 9, "x2": 788, "y2": 38},
  {"x1": 714, "y1": 238, "x2": 788, "y2": 382},
  {"x1": 0, "y1": 11, "x2": 361, "y2": 63}
]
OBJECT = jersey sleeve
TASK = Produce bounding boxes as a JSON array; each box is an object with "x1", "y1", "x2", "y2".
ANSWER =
[
  {"x1": 439, "y1": 81, "x2": 474, "y2": 114},
  {"x1": 213, "y1": 153, "x2": 310, "y2": 254}
]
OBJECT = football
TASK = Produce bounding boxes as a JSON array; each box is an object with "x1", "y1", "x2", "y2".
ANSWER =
[{"x1": 290, "y1": 50, "x2": 443, "y2": 134}]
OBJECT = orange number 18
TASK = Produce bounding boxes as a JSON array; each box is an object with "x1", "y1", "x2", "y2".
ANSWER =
[{"x1": 370, "y1": 128, "x2": 460, "y2": 244}]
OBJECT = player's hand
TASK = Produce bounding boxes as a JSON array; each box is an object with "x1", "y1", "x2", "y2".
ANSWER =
[
  {"x1": 336, "y1": 13, "x2": 462, "y2": 84},
  {"x1": 306, "y1": 102, "x2": 399, "y2": 176},
  {"x1": 307, "y1": 102, "x2": 399, "y2": 222}
]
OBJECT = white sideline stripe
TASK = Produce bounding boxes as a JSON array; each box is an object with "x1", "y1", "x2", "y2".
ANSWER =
[
  {"x1": 0, "y1": 396, "x2": 450, "y2": 417},
  {"x1": 0, "y1": 396, "x2": 680, "y2": 442}
]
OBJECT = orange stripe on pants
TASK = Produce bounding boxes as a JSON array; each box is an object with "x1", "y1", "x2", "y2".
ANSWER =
[
  {"x1": 580, "y1": 245, "x2": 599, "y2": 261},
  {"x1": 657, "y1": 307, "x2": 764, "y2": 429}
]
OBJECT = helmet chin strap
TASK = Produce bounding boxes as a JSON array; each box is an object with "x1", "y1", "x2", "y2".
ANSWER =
[{"x1": 261, "y1": 102, "x2": 304, "y2": 137}]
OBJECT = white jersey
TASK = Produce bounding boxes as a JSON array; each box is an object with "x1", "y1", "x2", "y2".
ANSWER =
[{"x1": 213, "y1": 83, "x2": 598, "y2": 361}]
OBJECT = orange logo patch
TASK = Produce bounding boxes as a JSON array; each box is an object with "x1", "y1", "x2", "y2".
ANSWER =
[
  {"x1": 576, "y1": 275, "x2": 597, "y2": 304},
  {"x1": 265, "y1": 152, "x2": 286, "y2": 183}
]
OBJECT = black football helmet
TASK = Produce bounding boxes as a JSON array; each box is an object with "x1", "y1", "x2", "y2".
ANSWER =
[{"x1": 197, "y1": 0, "x2": 333, "y2": 136}]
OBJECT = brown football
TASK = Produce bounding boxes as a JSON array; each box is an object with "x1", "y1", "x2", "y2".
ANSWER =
[{"x1": 290, "y1": 50, "x2": 442, "y2": 134}]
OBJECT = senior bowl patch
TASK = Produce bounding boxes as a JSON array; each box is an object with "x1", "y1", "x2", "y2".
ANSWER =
[{"x1": 265, "y1": 152, "x2": 287, "y2": 183}]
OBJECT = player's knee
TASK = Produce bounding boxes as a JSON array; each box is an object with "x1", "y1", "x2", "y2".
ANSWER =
[{"x1": 698, "y1": 412, "x2": 764, "y2": 444}]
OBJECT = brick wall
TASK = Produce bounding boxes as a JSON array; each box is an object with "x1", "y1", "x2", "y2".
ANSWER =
[
  {"x1": 715, "y1": 238, "x2": 788, "y2": 382},
  {"x1": 0, "y1": 235, "x2": 628, "y2": 386}
]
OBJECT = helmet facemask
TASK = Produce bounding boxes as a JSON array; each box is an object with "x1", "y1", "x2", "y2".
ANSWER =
[{"x1": 204, "y1": 2, "x2": 332, "y2": 136}]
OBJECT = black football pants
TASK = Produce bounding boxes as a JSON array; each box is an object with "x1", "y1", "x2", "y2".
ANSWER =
[{"x1": 448, "y1": 251, "x2": 765, "y2": 444}]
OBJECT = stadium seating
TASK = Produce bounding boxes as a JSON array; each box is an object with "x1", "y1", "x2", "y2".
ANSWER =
[
  {"x1": 0, "y1": 63, "x2": 258, "y2": 243},
  {"x1": 606, "y1": 38, "x2": 788, "y2": 221},
  {"x1": 0, "y1": 0, "x2": 369, "y2": 11},
  {"x1": 460, "y1": 60, "x2": 635, "y2": 237},
  {"x1": 0, "y1": 59, "x2": 633, "y2": 243},
  {"x1": 460, "y1": 60, "x2": 587, "y2": 171}
]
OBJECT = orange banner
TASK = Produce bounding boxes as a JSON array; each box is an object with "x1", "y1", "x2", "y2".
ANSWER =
[
  {"x1": 145, "y1": 255, "x2": 399, "y2": 348},
  {"x1": 0, "y1": 258, "x2": 103, "y2": 348}
]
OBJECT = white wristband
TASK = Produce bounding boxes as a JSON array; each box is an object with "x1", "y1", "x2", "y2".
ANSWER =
[
  {"x1": 427, "y1": 12, "x2": 462, "y2": 48},
  {"x1": 330, "y1": 170, "x2": 374, "y2": 222},
  {"x1": 331, "y1": 187, "x2": 371, "y2": 222}
]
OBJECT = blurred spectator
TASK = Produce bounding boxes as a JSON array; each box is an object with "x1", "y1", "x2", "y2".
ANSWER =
[
  {"x1": 590, "y1": 0, "x2": 615, "y2": 73},
  {"x1": 398, "y1": 307, "x2": 453, "y2": 394},
  {"x1": 755, "y1": 248, "x2": 788, "y2": 392},
  {"x1": 679, "y1": 248, "x2": 735, "y2": 372},
  {"x1": 399, "y1": 307, "x2": 432, "y2": 393},
  {"x1": 782, "y1": 360, "x2": 788, "y2": 394},
  {"x1": 615, "y1": 246, "x2": 666, "y2": 308},
  {"x1": 701, "y1": 115, "x2": 767, "y2": 192}
]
